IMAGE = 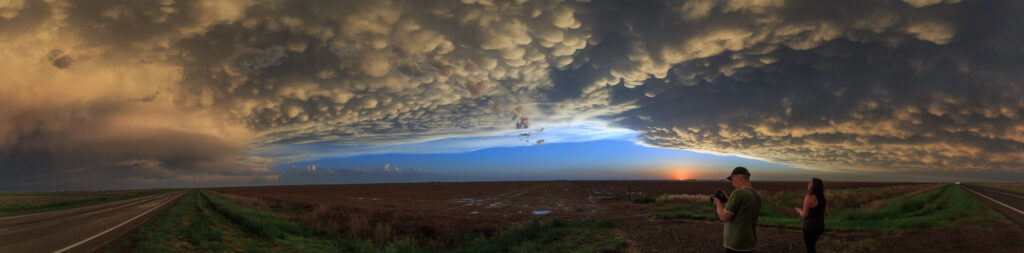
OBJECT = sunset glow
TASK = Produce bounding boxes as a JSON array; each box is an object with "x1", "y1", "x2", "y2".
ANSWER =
[{"x1": 672, "y1": 169, "x2": 692, "y2": 181}]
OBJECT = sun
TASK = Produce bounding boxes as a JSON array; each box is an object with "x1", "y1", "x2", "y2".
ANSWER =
[{"x1": 672, "y1": 170, "x2": 690, "y2": 181}]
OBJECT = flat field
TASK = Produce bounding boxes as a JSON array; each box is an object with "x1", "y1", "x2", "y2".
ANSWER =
[
  {"x1": 191, "y1": 180, "x2": 1024, "y2": 252},
  {"x1": 0, "y1": 189, "x2": 169, "y2": 217}
]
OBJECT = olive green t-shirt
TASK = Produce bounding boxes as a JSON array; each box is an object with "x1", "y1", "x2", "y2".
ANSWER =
[{"x1": 723, "y1": 188, "x2": 761, "y2": 251}]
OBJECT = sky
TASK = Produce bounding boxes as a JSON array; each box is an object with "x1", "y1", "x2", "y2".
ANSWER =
[{"x1": 2, "y1": 0, "x2": 1024, "y2": 191}]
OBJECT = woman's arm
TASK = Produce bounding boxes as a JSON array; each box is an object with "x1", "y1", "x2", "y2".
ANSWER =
[{"x1": 795, "y1": 194, "x2": 813, "y2": 218}]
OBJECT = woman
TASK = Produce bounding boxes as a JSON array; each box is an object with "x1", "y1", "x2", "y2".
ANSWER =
[{"x1": 794, "y1": 178, "x2": 828, "y2": 253}]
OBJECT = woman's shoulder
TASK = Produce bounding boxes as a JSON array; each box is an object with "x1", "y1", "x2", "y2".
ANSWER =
[{"x1": 804, "y1": 193, "x2": 818, "y2": 201}]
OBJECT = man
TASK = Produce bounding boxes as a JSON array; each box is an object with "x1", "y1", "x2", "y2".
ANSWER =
[{"x1": 713, "y1": 166, "x2": 762, "y2": 252}]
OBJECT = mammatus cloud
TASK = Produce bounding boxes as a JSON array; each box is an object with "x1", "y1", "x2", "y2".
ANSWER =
[
  {"x1": 1, "y1": 0, "x2": 1022, "y2": 189},
  {"x1": 612, "y1": 0, "x2": 1024, "y2": 174}
]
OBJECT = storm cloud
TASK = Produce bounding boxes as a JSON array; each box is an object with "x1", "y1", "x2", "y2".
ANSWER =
[{"x1": 1, "y1": 0, "x2": 1022, "y2": 189}]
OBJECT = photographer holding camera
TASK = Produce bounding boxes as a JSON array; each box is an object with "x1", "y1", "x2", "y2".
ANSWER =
[{"x1": 713, "y1": 167, "x2": 762, "y2": 252}]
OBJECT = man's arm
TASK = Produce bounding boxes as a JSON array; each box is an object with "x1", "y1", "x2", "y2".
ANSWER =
[{"x1": 715, "y1": 199, "x2": 734, "y2": 222}]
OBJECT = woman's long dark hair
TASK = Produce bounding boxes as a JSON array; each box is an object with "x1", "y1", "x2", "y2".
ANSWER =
[{"x1": 810, "y1": 178, "x2": 826, "y2": 207}]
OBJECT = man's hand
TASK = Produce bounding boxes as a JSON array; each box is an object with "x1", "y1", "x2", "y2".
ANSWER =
[{"x1": 715, "y1": 198, "x2": 733, "y2": 222}]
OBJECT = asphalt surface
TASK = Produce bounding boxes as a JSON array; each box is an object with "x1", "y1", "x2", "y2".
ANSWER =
[
  {"x1": 0, "y1": 190, "x2": 186, "y2": 253},
  {"x1": 961, "y1": 184, "x2": 1024, "y2": 227}
]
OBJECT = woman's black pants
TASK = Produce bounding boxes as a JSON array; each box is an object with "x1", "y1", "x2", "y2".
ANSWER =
[{"x1": 802, "y1": 226, "x2": 825, "y2": 253}]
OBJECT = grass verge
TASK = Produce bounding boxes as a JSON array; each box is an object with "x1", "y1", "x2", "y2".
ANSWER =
[
  {"x1": 0, "y1": 190, "x2": 169, "y2": 217},
  {"x1": 109, "y1": 190, "x2": 626, "y2": 252},
  {"x1": 105, "y1": 190, "x2": 392, "y2": 252},
  {"x1": 656, "y1": 184, "x2": 1005, "y2": 232}
]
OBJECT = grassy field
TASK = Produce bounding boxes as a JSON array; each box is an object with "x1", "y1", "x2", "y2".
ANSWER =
[
  {"x1": 656, "y1": 184, "x2": 1005, "y2": 232},
  {"x1": 106, "y1": 190, "x2": 624, "y2": 252},
  {"x1": 104, "y1": 190, "x2": 404, "y2": 252},
  {"x1": 984, "y1": 183, "x2": 1024, "y2": 193},
  {"x1": 0, "y1": 190, "x2": 169, "y2": 217}
]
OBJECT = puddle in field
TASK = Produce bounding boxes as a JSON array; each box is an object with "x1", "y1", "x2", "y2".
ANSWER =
[
  {"x1": 532, "y1": 210, "x2": 551, "y2": 215},
  {"x1": 451, "y1": 198, "x2": 483, "y2": 206}
]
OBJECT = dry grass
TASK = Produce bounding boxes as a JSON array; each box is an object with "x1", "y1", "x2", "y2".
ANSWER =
[
  {"x1": 858, "y1": 184, "x2": 943, "y2": 210},
  {"x1": 655, "y1": 194, "x2": 709, "y2": 204},
  {"x1": 740, "y1": 184, "x2": 938, "y2": 218},
  {"x1": 206, "y1": 190, "x2": 468, "y2": 246},
  {"x1": 825, "y1": 184, "x2": 941, "y2": 211}
]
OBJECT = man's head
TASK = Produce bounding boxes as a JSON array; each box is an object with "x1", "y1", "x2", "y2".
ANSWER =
[{"x1": 726, "y1": 166, "x2": 751, "y2": 187}]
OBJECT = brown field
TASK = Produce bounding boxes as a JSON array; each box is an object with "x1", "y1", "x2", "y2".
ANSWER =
[{"x1": 209, "y1": 180, "x2": 1024, "y2": 252}]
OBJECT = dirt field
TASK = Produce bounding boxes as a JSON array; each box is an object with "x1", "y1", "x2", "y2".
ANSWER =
[{"x1": 210, "y1": 181, "x2": 1024, "y2": 252}]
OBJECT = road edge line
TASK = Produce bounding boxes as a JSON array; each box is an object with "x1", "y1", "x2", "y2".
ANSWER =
[
  {"x1": 53, "y1": 192, "x2": 181, "y2": 253},
  {"x1": 0, "y1": 192, "x2": 172, "y2": 221},
  {"x1": 963, "y1": 186, "x2": 1024, "y2": 216}
]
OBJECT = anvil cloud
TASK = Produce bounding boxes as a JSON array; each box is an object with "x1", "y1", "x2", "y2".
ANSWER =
[{"x1": 1, "y1": 0, "x2": 1022, "y2": 189}]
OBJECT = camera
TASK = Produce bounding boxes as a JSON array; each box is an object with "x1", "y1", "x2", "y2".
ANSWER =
[{"x1": 710, "y1": 189, "x2": 728, "y2": 203}]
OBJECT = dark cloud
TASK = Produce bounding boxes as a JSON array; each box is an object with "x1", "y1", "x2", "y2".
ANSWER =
[
  {"x1": 612, "y1": 0, "x2": 1024, "y2": 172},
  {"x1": 0, "y1": 100, "x2": 275, "y2": 190},
  {"x1": 47, "y1": 50, "x2": 73, "y2": 69},
  {"x1": 2, "y1": 0, "x2": 1023, "y2": 189}
]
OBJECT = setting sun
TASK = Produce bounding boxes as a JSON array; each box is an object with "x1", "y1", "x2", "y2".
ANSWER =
[{"x1": 672, "y1": 170, "x2": 691, "y2": 181}]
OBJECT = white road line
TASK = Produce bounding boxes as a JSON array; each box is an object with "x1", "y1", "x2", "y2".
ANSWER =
[
  {"x1": 0, "y1": 212, "x2": 47, "y2": 220},
  {"x1": 53, "y1": 192, "x2": 179, "y2": 253},
  {"x1": 993, "y1": 189, "x2": 1024, "y2": 198},
  {"x1": 997, "y1": 191, "x2": 1024, "y2": 199},
  {"x1": 0, "y1": 192, "x2": 173, "y2": 221},
  {"x1": 963, "y1": 186, "x2": 1024, "y2": 216},
  {"x1": 74, "y1": 193, "x2": 176, "y2": 218},
  {"x1": 980, "y1": 187, "x2": 1024, "y2": 199}
]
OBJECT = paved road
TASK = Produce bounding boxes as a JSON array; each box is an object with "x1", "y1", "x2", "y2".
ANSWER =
[
  {"x1": 0, "y1": 190, "x2": 186, "y2": 253},
  {"x1": 961, "y1": 184, "x2": 1024, "y2": 227}
]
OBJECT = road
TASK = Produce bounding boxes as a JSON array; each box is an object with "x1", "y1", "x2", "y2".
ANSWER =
[
  {"x1": 961, "y1": 184, "x2": 1024, "y2": 227},
  {"x1": 0, "y1": 190, "x2": 186, "y2": 253}
]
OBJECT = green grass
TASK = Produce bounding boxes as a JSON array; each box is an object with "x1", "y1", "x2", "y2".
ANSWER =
[
  {"x1": 199, "y1": 191, "x2": 403, "y2": 252},
  {"x1": 106, "y1": 190, "x2": 398, "y2": 253},
  {"x1": 110, "y1": 190, "x2": 626, "y2": 252},
  {"x1": 0, "y1": 190, "x2": 169, "y2": 217},
  {"x1": 105, "y1": 190, "x2": 251, "y2": 252},
  {"x1": 656, "y1": 184, "x2": 1005, "y2": 232}
]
